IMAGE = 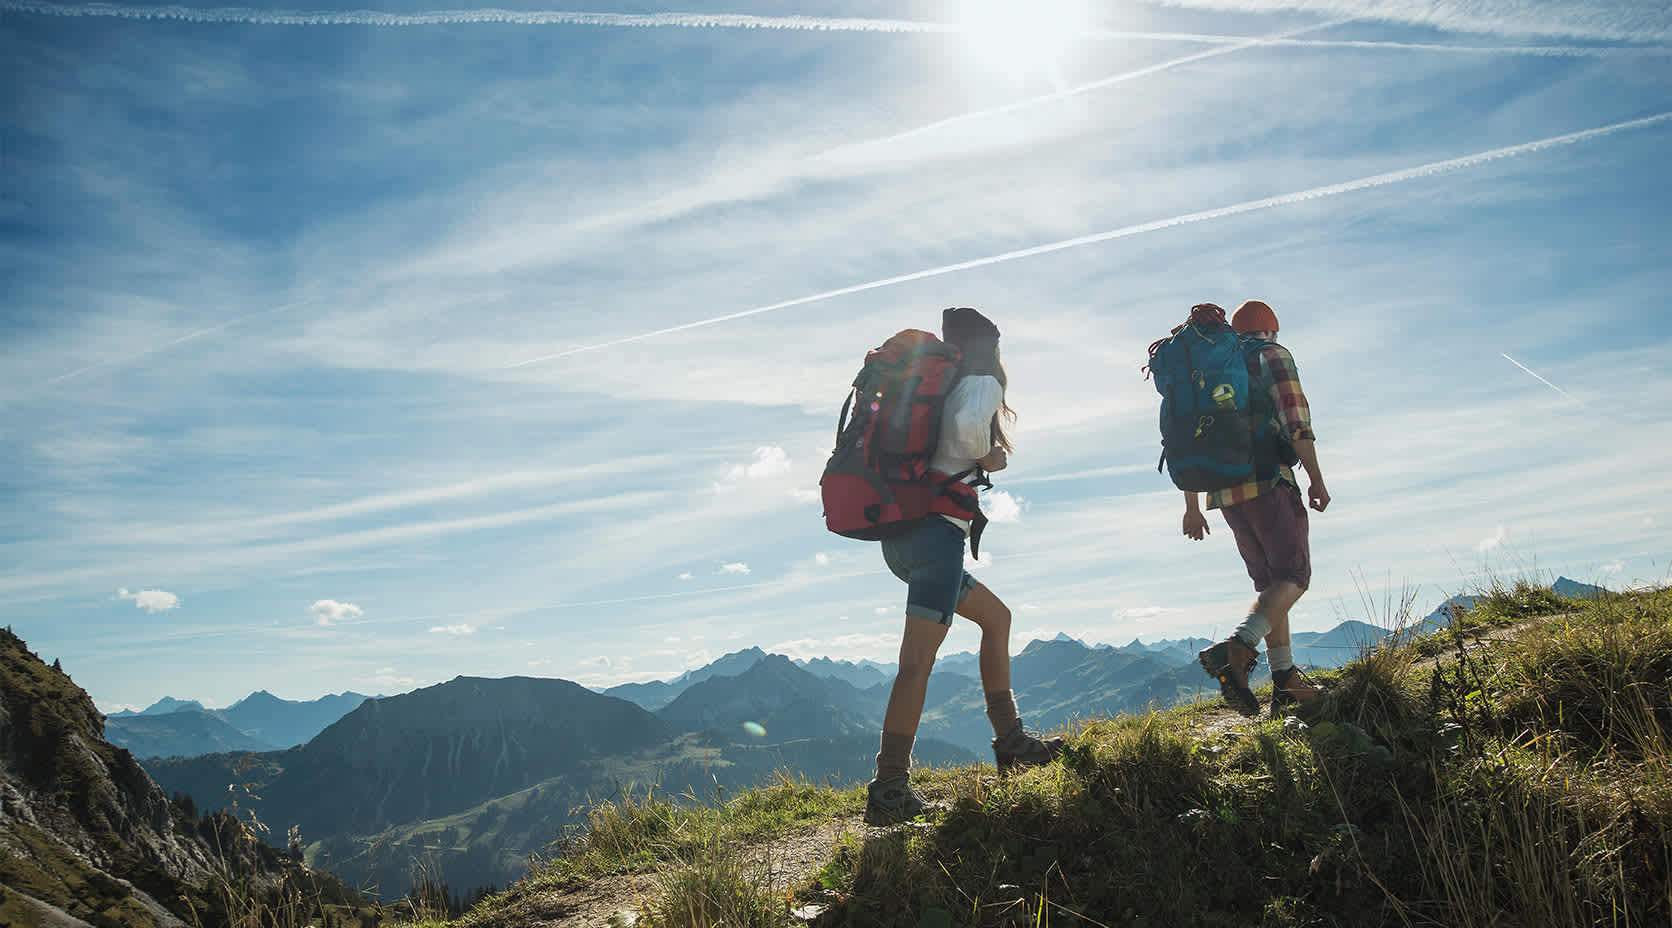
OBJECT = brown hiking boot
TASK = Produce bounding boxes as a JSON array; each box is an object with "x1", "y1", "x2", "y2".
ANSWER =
[
  {"x1": 863, "y1": 775, "x2": 944, "y2": 826},
  {"x1": 991, "y1": 724, "x2": 1066, "y2": 775},
  {"x1": 1269, "y1": 666, "x2": 1324, "y2": 717},
  {"x1": 1198, "y1": 638, "x2": 1260, "y2": 717}
]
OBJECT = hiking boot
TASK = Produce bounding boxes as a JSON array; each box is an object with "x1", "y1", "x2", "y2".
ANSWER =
[
  {"x1": 1269, "y1": 666, "x2": 1324, "y2": 717},
  {"x1": 992, "y1": 725, "x2": 1066, "y2": 775},
  {"x1": 863, "y1": 775, "x2": 941, "y2": 826},
  {"x1": 1198, "y1": 638, "x2": 1261, "y2": 717}
]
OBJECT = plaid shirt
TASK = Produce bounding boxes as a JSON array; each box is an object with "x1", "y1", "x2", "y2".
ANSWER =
[{"x1": 1206, "y1": 341, "x2": 1316, "y2": 510}]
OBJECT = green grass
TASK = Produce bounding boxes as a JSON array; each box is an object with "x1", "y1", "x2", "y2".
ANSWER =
[
  {"x1": 436, "y1": 583, "x2": 1672, "y2": 928},
  {"x1": 408, "y1": 772, "x2": 861, "y2": 927},
  {"x1": 1405, "y1": 579, "x2": 1585, "y2": 660}
]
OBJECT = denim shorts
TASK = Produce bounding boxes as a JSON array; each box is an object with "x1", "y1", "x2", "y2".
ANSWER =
[{"x1": 880, "y1": 517, "x2": 980, "y2": 625}]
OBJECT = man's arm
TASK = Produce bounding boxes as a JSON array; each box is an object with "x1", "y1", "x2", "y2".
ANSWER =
[
  {"x1": 1261, "y1": 345, "x2": 1329, "y2": 513},
  {"x1": 1291, "y1": 438, "x2": 1329, "y2": 512},
  {"x1": 1182, "y1": 491, "x2": 1210, "y2": 540}
]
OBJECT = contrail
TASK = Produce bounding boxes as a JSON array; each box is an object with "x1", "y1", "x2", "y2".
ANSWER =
[
  {"x1": 42, "y1": 297, "x2": 317, "y2": 387},
  {"x1": 825, "y1": 19, "x2": 1351, "y2": 157},
  {"x1": 508, "y1": 109, "x2": 1672, "y2": 367},
  {"x1": 1217, "y1": 36, "x2": 1671, "y2": 57},
  {"x1": 0, "y1": 2, "x2": 959, "y2": 31},
  {"x1": 501, "y1": 19, "x2": 1346, "y2": 269},
  {"x1": 1501, "y1": 353, "x2": 1581, "y2": 403},
  {"x1": 5, "y1": 0, "x2": 1667, "y2": 58}
]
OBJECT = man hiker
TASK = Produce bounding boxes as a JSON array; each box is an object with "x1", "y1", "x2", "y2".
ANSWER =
[{"x1": 1186, "y1": 300, "x2": 1329, "y2": 717}]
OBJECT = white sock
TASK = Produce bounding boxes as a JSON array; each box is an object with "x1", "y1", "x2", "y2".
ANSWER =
[
  {"x1": 1267, "y1": 645, "x2": 1295, "y2": 673},
  {"x1": 1233, "y1": 612, "x2": 1271, "y2": 648}
]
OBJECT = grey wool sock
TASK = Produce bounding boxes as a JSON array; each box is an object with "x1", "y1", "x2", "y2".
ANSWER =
[
  {"x1": 985, "y1": 689, "x2": 1021, "y2": 738},
  {"x1": 1232, "y1": 612, "x2": 1272, "y2": 648},
  {"x1": 1266, "y1": 645, "x2": 1295, "y2": 673},
  {"x1": 876, "y1": 731, "x2": 914, "y2": 782}
]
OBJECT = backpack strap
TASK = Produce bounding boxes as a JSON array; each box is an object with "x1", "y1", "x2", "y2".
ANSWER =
[
  {"x1": 927, "y1": 466, "x2": 993, "y2": 557},
  {"x1": 833, "y1": 389, "x2": 855, "y2": 447},
  {"x1": 1239, "y1": 338, "x2": 1296, "y2": 479}
]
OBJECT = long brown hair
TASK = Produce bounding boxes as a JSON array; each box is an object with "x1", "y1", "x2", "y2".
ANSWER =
[
  {"x1": 989, "y1": 356, "x2": 1016, "y2": 454},
  {"x1": 942, "y1": 307, "x2": 1014, "y2": 454},
  {"x1": 968, "y1": 341, "x2": 1015, "y2": 454}
]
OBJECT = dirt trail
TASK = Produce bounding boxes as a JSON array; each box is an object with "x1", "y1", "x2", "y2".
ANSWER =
[{"x1": 476, "y1": 814, "x2": 866, "y2": 927}]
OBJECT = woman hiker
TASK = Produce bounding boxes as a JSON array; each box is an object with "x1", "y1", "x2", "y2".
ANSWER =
[{"x1": 865, "y1": 306, "x2": 1064, "y2": 826}]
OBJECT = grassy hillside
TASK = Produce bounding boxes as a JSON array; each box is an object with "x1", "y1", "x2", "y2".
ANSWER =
[{"x1": 424, "y1": 581, "x2": 1671, "y2": 927}]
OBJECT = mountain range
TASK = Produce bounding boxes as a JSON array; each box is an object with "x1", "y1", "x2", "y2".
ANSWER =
[
  {"x1": 105, "y1": 690, "x2": 372, "y2": 759},
  {"x1": 144, "y1": 665, "x2": 976, "y2": 897}
]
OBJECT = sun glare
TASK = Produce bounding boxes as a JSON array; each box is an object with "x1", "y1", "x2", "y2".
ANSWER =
[{"x1": 955, "y1": 0, "x2": 1093, "y2": 85}]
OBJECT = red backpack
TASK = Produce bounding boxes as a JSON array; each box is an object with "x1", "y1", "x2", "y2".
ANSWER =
[{"x1": 819, "y1": 330, "x2": 986, "y2": 544}]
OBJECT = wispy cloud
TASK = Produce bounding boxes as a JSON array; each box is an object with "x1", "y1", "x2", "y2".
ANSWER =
[
  {"x1": 373, "y1": 666, "x2": 419, "y2": 691},
  {"x1": 826, "y1": 19, "x2": 1349, "y2": 158},
  {"x1": 428, "y1": 623, "x2": 476, "y2": 635},
  {"x1": 719, "y1": 562, "x2": 752, "y2": 575},
  {"x1": 117, "y1": 588, "x2": 180, "y2": 612},
  {"x1": 509, "y1": 110, "x2": 1672, "y2": 365},
  {"x1": 0, "y1": 491, "x2": 672, "y2": 599}
]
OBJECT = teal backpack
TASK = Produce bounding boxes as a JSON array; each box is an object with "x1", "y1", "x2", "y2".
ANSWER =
[{"x1": 1145, "y1": 304, "x2": 1286, "y2": 492}]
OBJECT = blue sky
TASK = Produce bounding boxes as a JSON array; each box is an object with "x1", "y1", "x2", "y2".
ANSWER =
[{"x1": 3, "y1": 0, "x2": 1668, "y2": 711}]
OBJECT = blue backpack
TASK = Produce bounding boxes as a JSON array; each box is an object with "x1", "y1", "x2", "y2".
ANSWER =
[{"x1": 1145, "y1": 304, "x2": 1283, "y2": 492}]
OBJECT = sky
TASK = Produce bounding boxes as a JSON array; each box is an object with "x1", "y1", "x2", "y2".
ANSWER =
[{"x1": 2, "y1": 0, "x2": 1669, "y2": 712}]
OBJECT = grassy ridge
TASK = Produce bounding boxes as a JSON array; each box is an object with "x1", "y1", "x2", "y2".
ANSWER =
[{"x1": 434, "y1": 582, "x2": 1672, "y2": 927}]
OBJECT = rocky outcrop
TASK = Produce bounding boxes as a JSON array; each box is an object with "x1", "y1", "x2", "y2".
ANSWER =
[{"x1": 0, "y1": 627, "x2": 352, "y2": 927}]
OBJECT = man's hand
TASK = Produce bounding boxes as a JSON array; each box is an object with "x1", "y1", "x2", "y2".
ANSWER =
[
  {"x1": 1308, "y1": 482, "x2": 1331, "y2": 512},
  {"x1": 978, "y1": 447, "x2": 1008, "y2": 472},
  {"x1": 1183, "y1": 509, "x2": 1211, "y2": 541}
]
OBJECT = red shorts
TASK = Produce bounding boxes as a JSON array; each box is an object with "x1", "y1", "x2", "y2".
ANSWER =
[{"x1": 1220, "y1": 484, "x2": 1311, "y2": 592}]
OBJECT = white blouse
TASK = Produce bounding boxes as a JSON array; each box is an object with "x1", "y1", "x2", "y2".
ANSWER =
[{"x1": 929, "y1": 374, "x2": 1003, "y2": 533}]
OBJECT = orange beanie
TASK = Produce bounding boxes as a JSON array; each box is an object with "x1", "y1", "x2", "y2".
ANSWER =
[{"x1": 1231, "y1": 300, "x2": 1279, "y2": 334}]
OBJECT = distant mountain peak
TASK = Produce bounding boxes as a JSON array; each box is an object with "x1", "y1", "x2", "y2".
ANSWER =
[
  {"x1": 1021, "y1": 636, "x2": 1089, "y2": 653},
  {"x1": 1552, "y1": 577, "x2": 1609, "y2": 599},
  {"x1": 143, "y1": 696, "x2": 206, "y2": 715}
]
